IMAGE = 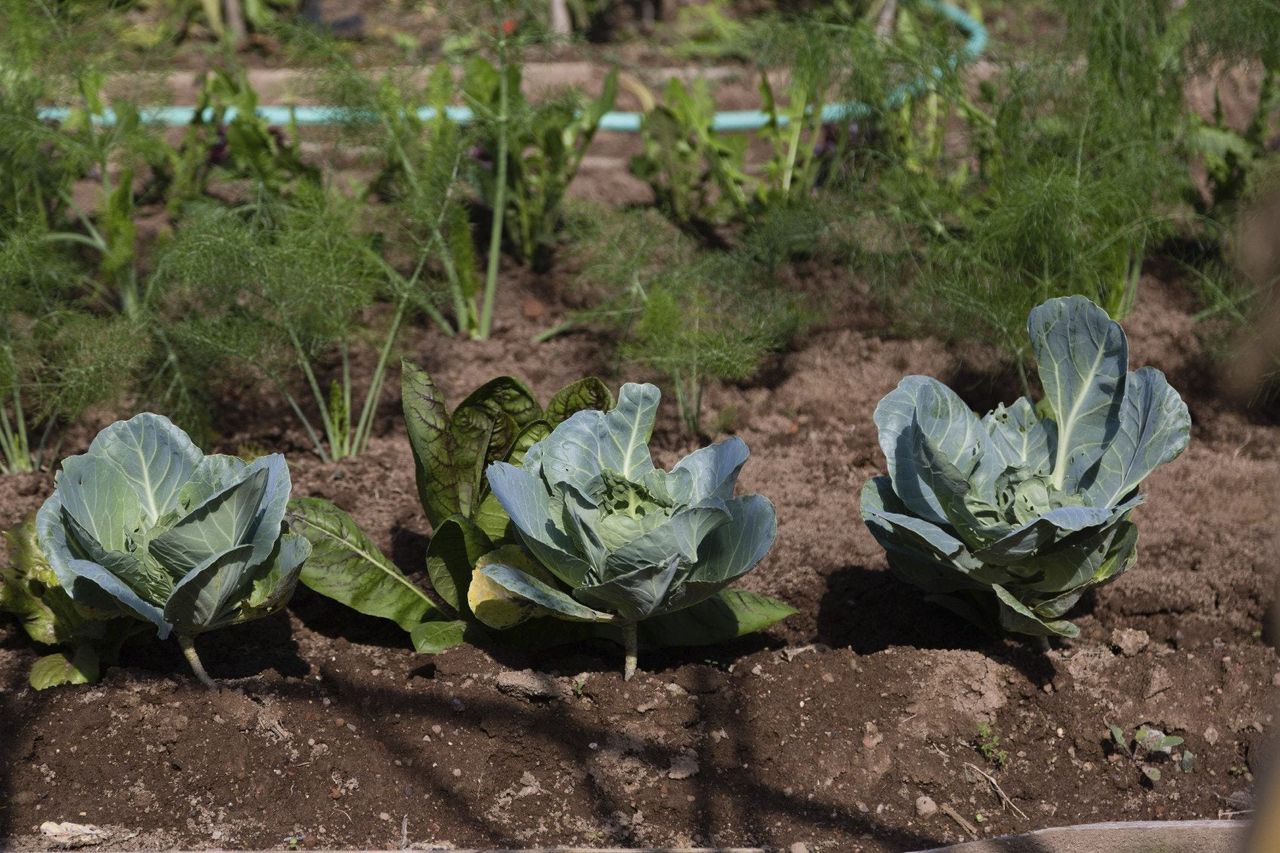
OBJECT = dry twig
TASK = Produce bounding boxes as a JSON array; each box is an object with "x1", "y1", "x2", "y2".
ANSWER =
[{"x1": 963, "y1": 761, "x2": 1029, "y2": 821}]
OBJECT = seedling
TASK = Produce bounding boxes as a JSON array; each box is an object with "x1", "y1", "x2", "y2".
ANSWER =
[
  {"x1": 1108, "y1": 722, "x2": 1185, "y2": 784},
  {"x1": 976, "y1": 723, "x2": 1008, "y2": 768}
]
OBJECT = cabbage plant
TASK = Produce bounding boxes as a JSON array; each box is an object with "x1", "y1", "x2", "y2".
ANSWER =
[
  {"x1": 480, "y1": 382, "x2": 780, "y2": 678},
  {"x1": 860, "y1": 296, "x2": 1190, "y2": 638},
  {"x1": 36, "y1": 413, "x2": 310, "y2": 687}
]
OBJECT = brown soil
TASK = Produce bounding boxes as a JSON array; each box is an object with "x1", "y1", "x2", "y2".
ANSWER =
[{"x1": 1, "y1": 253, "x2": 1277, "y2": 851}]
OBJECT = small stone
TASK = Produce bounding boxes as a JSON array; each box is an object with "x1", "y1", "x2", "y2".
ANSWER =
[
  {"x1": 1204, "y1": 726, "x2": 1220, "y2": 746},
  {"x1": 496, "y1": 670, "x2": 563, "y2": 702},
  {"x1": 789, "y1": 843, "x2": 810, "y2": 853},
  {"x1": 40, "y1": 822, "x2": 110, "y2": 848},
  {"x1": 668, "y1": 751, "x2": 700, "y2": 780},
  {"x1": 1111, "y1": 627, "x2": 1150, "y2": 657},
  {"x1": 915, "y1": 796, "x2": 938, "y2": 818},
  {"x1": 1145, "y1": 667, "x2": 1174, "y2": 698},
  {"x1": 379, "y1": 812, "x2": 391, "y2": 821},
  {"x1": 862, "y1": 722, "x2": 883, "y2": 750},
  {"x1": 1272, "y1": 672, "x2": 1280, "y2": 688}
]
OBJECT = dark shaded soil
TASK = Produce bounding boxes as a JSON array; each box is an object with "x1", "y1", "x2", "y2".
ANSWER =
[{"x1": 0, "y1": 260, "x2": 1277, "y2": 850}]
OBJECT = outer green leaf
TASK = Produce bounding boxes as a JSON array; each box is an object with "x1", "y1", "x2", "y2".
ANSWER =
[
  {"x1": 575, "y1": 555, "x2": 682, "y2": 622},
  {"x1": 974, "y1": 497, "x2": 1137, "y2": 564},
  {"x1": 30, "y1": 647, "x2": 100, "y2": 690},
  {"x1": 84, "y1": 412, "x2": 202, "y2": 525},
  {"x1": 669, "y1": 437, "x2": 749, "y2": 503},
  {"x1": 56, "y1": 455, "x2": 140, "y2": 552},
  {"x1": 148, "y1": 468, "x2": 268, "y2": 574},
  {"x1": 860, "y1": 477, "x2": 970, "y2": 564},
  {"x1": 602, "y1": 503, "x2": 730, "y2": 578},
  {"x1": 163, "y1": 544, "x2": 256, "y2": 634},
  {"x1": 290, "y1": 497, "x2": 444, "y2": 631},
  {"x1": 37, "y1": 496, "x2": 171, "y2": 636},
  {"x1": 402, "y1": 360, "x2": 458, "y2": 527},
  {"x1": 1086, "y1": 367, "x2": 1191, "y2": 505},
  {"x1": 410, "y1": 619, "x2": 469, "y2": 654},
  {"x1": 982, "y1": 398, "x2": 1055, "y2": 474},
  {"x1": 425, "y1": 515, "x2": 493, "y2": 616},
  {"x1": 62, "y1": 510, "x2": 173, "y2": 604},
  {"x1": 538, "y1": 382, "x2": 659, "y2": 492},
  {"x1": 1028, "y1": 296, "x2": 1127, "y2": 490},
  {"x1": 485, "y1": 463, "x2": 594, "y2": 585},
  {"x1": 478, "y1": 562, "x2": 615, "y2": 623},
  {"x1": 991, "y1": 584, "x2": 1080, "y2": 638},
  {"x1": 239, "y1": 532, "x2": 311, "y2": 619},
  {"x1": 874, "y1": 376, "x2": 987, "y2": 526}
]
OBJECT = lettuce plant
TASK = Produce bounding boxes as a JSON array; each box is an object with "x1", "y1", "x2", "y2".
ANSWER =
[
  {"x1": 480, "y1": 382, "x2": 781, "y2": 678},
  {"x1": 861, "y1": 296, "x2": 1190, "y2": 638},
  {"x1": 35, "y1": 413, "x2": 310, "y2": 687}
]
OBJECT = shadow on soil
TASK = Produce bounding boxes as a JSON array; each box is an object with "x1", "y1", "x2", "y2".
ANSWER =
[
  {"x1": 116, "y1": 611, "x2": 310, "y2": 682},
  {"x1": 254, "y1": 664, "x2": 942, "y2": 850},
  {"x1": 816, "y1": 564, "x2": 1057, "y2": 687}
]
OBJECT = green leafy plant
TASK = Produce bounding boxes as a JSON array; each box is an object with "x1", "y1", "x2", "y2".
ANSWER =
[
  {"x1": 1107, "y1": 722, "x2": 1187, "y2": 783},
  {"x1": 466, "y1": 57, "x2": 618, "y2": 269},
  {"x1": 291, "y1": 367, "x2": 614, "y2": 653},
  {"x1": 35, "y1": 413, "x2": 310, "y2": 687},
  {"x1": 307, "y1": 49, "x2": 480, "y2": 338},
  {"x1": 550, "y1": 207, "x2": 809, "y2": 434},
  {"x1": 861, "y1": 296, "x2": 1191, "y2": 638},
  {"x1": 166, "y1": 65, "x2": 316, "y2": 212},
  {"x1": 630, "y1": 78, "x2": 752, "y2": 230},
  {"x1": 976, "y1": 722, "x2": 1009, "y2": 768},
  {"x1": 187, "y1": 0, "x2": 298, "y2": 44},
  {"x1": 1, "y1": 516, "x2": 146, "y2": 689},
  {"x1": 479, "y1": 381, "x2": 790, "y2": 678},
  {"x1": 152, "y1": 187, "x2": 417, "y2": 462}
]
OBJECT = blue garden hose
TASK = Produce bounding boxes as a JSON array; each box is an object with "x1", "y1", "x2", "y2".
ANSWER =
[{"x1": 36, "y1": 1, "x2": 986, "y2": 131}]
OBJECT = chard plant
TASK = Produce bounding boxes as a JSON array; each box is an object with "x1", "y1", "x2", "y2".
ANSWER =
[
  {"x1": 478, "y1": 382, "x2": 788, "y2": 678},
  {"x1": 861, "y1": 296, "x2": 1190, "y2": 638},
  {"x1": 35, "y1": 413, "x2": 310, "y2": 687}
]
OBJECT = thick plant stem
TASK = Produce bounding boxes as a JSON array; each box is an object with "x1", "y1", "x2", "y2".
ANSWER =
[
  {"x1": 177, "y1": 634, "x2": 218, "y2": 689},
  {"x1": 622, "y1": 623, "x2": 639, "y2": 681},
  {"x1": 478, "y1": 30, "x2": 511, "y2": 341}
]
